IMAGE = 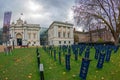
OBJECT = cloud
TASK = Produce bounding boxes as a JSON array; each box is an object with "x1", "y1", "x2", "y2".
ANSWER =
[{"x1": 0, "y1": 0, "x2": 74, "y2": 28}]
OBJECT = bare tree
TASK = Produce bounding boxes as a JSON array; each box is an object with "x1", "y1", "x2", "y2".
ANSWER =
[{"x1": 73, "y1": 0, "x2": 120, "y2": 45}]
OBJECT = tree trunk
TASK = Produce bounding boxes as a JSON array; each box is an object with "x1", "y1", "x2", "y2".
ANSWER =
[
  {"x1": 114, "y1": 37, "x2": 119, "y2": 45},
  {"x1": 111, "y1": 30, "x2": 119, "y2": 45},
  {"x1": 113, "y1": 33, "x2": 119, "y2": 45}
]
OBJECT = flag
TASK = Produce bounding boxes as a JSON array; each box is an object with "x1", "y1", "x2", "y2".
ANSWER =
[
  {"x1": 105, "y1": 49, "x2": 112, "y2": 62},
  {"x1": 65, "y1": 54, "x2": 71, "y2": 70},
  {"x1": 97, "y1": 51, "x2": 105, "y2": 68},
  {"x1": 79, "y1": 58, "x2": 91, "y2": 80},
  {"x1": 94, "y1": 48, "x2": 100, "y2": 59},
  {"x1": 84, "y1": 48, "x2": 90, "y2": 58}
]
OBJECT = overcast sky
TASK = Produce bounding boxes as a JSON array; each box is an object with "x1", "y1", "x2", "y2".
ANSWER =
[{"x1": 0, "y1": 0, "x2": 75, "y2": 28}]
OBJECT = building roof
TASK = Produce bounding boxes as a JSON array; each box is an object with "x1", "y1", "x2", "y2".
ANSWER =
[
  {"x1": 75, "y1": 28, "x2": 107, "y2": 34},
  {"x1": 48, "y1": 21, "x2": 73, "y2": 30},
  {"x1": 11, "y1": 18, "x2": 40, "y2": 28}
]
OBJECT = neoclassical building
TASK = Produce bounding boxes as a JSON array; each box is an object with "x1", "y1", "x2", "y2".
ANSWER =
[
  {"x1": 9, "y1": 18, "x2": 40, "y2": 46},
  {"x1": 48, "y1": 21, "x2": 74, "y2": 46}
]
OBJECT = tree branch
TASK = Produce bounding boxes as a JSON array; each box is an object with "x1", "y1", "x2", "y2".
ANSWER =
[
  {"x1": 96, "y1": 0, "x2": 114, "y2": 30},
  {"x1": 110, "y1": 0, "x2": 117, "y2": 27}
]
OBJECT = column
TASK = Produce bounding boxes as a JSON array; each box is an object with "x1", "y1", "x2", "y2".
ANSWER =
[
  {"x1": 37, "y1": 28, "x2": 40, "y2": 46},
  {"x1": 54, "y1": 26, "x2": 58, "y2": 38},
  {"x1": 22, "y1": 27, "x2": 25, "y2": 45},
  {"x1": 61, "y1": 27, "x2": 63, "y2": 38},
  {"x1": 12, "y1": 27, "x2": 16, "y2": 46},
  {"x1": 65, "y1": 27, "x2": 67, "y2": 38},
  {"x1": 25, "y1": 27, "x2": 28, "y2": 45},
  {"x1": 70, "y1": 28, "x2": 73, "y2": 38}
]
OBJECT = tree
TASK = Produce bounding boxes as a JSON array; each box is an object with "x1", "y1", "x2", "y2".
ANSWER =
[{"x1": 73, "y1": 0, "x2": 120, "y2": 45}]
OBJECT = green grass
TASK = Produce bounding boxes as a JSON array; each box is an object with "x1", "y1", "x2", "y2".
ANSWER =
[
  {"x1": 0, "y1": 47, "x2": 120, "y2": 80},
  {"x1": 0, "y1": 48, "x2": 39, "y2": 80}
]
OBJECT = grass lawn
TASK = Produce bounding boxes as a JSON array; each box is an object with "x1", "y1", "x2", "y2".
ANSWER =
[{"x1": 0, "y1": 47, "x2": 120, "y2": 80}]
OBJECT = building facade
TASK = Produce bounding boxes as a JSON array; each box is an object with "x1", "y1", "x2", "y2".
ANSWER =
[
  {"x1": 9, "y1": 18, "x2": 40, "y2": 46},
  {"x1": 48, "y1": 21, "x2": 74, "y2": 46},
  {"x1": 74, "y1": 28, "x2": 114, "y2": 43}
]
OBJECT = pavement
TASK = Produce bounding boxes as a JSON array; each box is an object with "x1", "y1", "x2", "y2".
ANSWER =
[{"x1": 0, "y1": 45, "x2": 5, "y2": 53}]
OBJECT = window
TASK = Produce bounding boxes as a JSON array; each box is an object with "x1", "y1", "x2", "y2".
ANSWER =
[
  {"x1": 68, "y1": 33, "x2": 70, "y2": 38},
  {"x1": 69, "y1": 41, "x2": 70, "y2": 44},
  {"x1": 63, "y1": 32, "x2": 65, "y2": 38},
  {"x1": 59, "y1": 41, "x2": 61, "y2": 44},
  {"x1": 33, "y1": 33, "x2": 36, "y2": 39},
  {"x1": 64, "y1": 41, "x2": 66, "y2": 44},
  {"x1": 58, "y1": 26, "x2": 61, "y2": 28},
  {"x1": 58, "y1": 32, "x2": 61, "y2": 38},
  {"x1": 28, "y1": 33, "x2": 31, "y2": 39},
  {"x1": 28, "y1": 42, "x2": 31, "y2": 44}
]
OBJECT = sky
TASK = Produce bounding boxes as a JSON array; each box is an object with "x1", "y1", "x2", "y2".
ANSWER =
[{"x1": 0, "y1": 0, "x2": 75, "y2": 29}]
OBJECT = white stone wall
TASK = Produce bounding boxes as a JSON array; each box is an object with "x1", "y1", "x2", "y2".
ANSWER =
[
  {"x1": 9, "y1": 19, "x2": 40, "y2": 46},
  {"x1": 48, "y1": 21, "x2": 74, "y2": 46}
]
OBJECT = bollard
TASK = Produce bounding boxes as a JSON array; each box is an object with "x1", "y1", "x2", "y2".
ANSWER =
[
  {"x1": 58, "y1": 51, "x2": 61, "y2": 64},
  {"x1": 54, "y1": 50, "x2": 56, "y2": 61},
  {"x1": 37, "y1": 54, "x2": 40, "y2": 68},
  {"x1": 39, "y1": 64, "x2": 44, "y2": 80}
]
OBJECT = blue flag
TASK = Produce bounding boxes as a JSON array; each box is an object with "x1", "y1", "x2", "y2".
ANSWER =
[
  {"x1": 97, "y1": 50, "x2": 105, "y2": 68},
  {"x1": 75, "y1": 49, "x2": 78, "y2": 61},
  {"x1": 84, "y1": 48, "x2": 90, "y2": 58},
  {"x1": 94, "y1": 49, "x2": 100, "y2": 59},
  {"x1": 79, "y1": 58, "x2": 91, "y2": 80},
  {"x1": 105, "y1": 49, "x2": 112, "y2": 62},
  {"x1": 65, "y1": 54, "x2": 71, "y2": 70}
]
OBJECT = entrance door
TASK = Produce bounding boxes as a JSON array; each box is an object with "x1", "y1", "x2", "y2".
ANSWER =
[
  {"x1": 16, "y1": 33, "x2": 22, "y2": 46},
  {"x1": 17, "y1": 38, "x2": 22, "y2": 46}
]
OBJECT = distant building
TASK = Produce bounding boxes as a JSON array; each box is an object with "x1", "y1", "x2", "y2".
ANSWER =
[
  {"x1": 40, "y1": 27, "x2": 48, "y2": 45},
  {"x1": 48, "y1": 21, "x2": 74, "y2": 46},
  {"x1": 9, "y1": 18, "x2": 40, "y2": 46},
  {"x1": 74, "y1": 27, "x2": 114, "y2": 43},
  {"x1": 0, "y1": 28, "x2": 3, "y2": 45}
]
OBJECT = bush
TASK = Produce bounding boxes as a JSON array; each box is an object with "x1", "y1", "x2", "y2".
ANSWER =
[{"x1": 97, "y1": 38, "x2": 103, "y2": 42}]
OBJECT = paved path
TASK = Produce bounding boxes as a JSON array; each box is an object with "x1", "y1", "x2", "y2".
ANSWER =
[{"x1": 0, "y1": 45, "x2": 5, "y2": 53}]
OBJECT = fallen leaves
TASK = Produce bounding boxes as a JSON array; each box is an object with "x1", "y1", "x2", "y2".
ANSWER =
[
  {"x1": 72, "y1": 74, "x2": 76, "y2": 78},
  {"x1": 5, "y1": 77, "x2": 8, "y2": 80},
  {"x1": 101, "y1": 77, "x2": 104, "y2": 80},
  {"x1": 62, "y1": 72, "x2": 66, "y2": 75}
]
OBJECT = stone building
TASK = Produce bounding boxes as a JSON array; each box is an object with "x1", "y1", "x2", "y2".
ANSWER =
[
  {"x1": 74, "y1": 28, "x2": 114, "y2": 43},
  {"x1": 9, "y1": 18, "x2": 40, "y2": 46},
  {"x1": 48, "y1": 21, "x2": 74, "y2": 46}
]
